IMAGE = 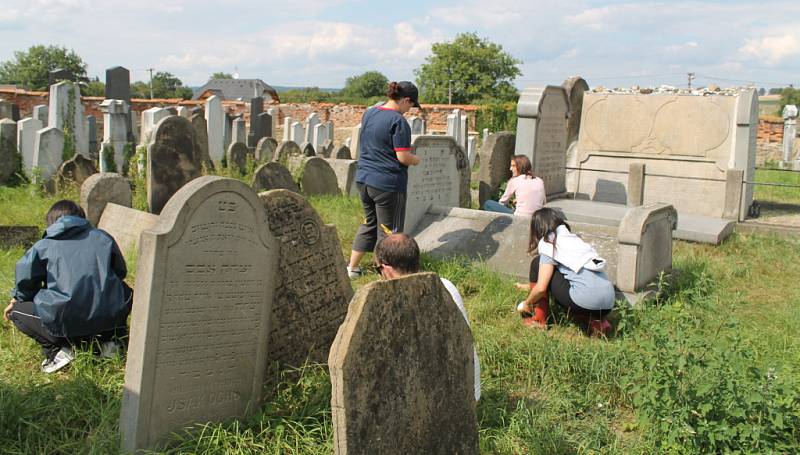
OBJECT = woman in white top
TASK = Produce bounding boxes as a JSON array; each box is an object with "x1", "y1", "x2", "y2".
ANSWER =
[{"x1": 482, "y1": 155, "x2": 546, "y2": 217}]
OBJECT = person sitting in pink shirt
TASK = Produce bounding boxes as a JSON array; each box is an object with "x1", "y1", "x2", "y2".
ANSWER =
[{"x1": 483, "y1": 155, "x2": 546, "y2": 217}]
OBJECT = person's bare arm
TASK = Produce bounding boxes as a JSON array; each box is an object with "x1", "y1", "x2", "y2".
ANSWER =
[
  {"x1": 4, "y1": 299, "x2": 17, "y2": 322},
  {"x1": 396, "y1": 150, "x2": 420, "y2": 166},
  {"x1": 525, "y1": 263, "x2": 555, "y2": 305}
]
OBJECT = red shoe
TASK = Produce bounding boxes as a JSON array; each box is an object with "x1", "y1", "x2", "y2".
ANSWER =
[
  {"x1": 522, "y1": 316, "x2": 547, "y2": 329},
  {"x1": 588, "y1": 319, "x2": 612, "y2": 337}
]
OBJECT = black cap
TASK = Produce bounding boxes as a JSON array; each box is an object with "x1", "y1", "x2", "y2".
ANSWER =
[{"x1": 397, "y1": 81, "x2": 421, "y2": 108}]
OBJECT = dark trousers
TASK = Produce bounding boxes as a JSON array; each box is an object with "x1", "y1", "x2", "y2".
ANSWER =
[
  {"x1": 9, "y1": 300, "x2": 129, "y2": 358},
  {"x1": 530, "y1": 257, "x2": 611, "y2": 319},
  {"x1": 352, "y1": 183, "x2": 407, "y2": 253}
]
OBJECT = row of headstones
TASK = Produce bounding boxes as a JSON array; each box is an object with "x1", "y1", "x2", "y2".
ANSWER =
[
  {"x1": 79, "y1": 174, "x2": 478, "y2": 453},
  {"x1": 446, "y1": 109, "x2": 478, "y2": 166}
]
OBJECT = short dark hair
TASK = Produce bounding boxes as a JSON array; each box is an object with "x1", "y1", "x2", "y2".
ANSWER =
[
  {"x1": 46, "y1": 200, "x2": 85, "y2": 226},
  {"x1": 374, "y1": 233, "x2": 420, "y2": 274}
]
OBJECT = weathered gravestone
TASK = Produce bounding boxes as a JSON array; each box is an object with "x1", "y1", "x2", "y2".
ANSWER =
[
  {"x1": 147, "y1": 116, "x2": 202, "y2": 215},
  {"x1": 252, "y1": 162, "x2": 300, "y2": 193},
  {"x1": 282, "y1": 117, "x2": 293, "y2": 142},
  {"x1": 57, "y1": 154, "x2": 97, "y2": 188},
  {"x1": 274, "y1": 140, "x2": 302, "y2": 164},
  {"x1": 120, "y1": 177, "x2": 278, "y2": 453},
  {"x1": 304, "y1": 113, "x2": 320, "y2": 144},
  {"x1": 227, "y1": 142, "x2": 248, "y2": 175},
  {"x1": 254, "y1": 137, "x2": 277, "y2": 162},
  {"x1": 32, "y1": 126, "x2": 64, "y2": 182},
  {"x1": 348, "y1": 124, "x2": 361, "y2": 159},
  {"x1": 232, "y1": 117, "x2": 246, "y2": 145},
  {"x1": 32, "y1": 105, "x2": 48, "y2": 124},
  {"x1": 80, "y1": 172, "x2": 133, "y2": 227},
  {"x1": 99, "y1": 100, "x2": 130, "y2": 173},
  {"x1": 405, "y1": 135, "x2": 470, "y2": 233},
  {"x1": 290, "y1": 122, "x2": 304, "y2": 144},
  {"x1": 0, "y1": 119, "x2": 19, "y2": 185},
  {"x1": 259, "y1": 190, "x2": 353, "y2": 369},
  {"x1": 48, "y1": 81, "x2": 89, "y2": 158},
  {"x1": 205, "y1": 95, "x2": 225, "y2": 162},
  {"x1": 477, "y1": 132, "x2": 515, "y2": 207},
  {"x1": 258, "y1": 112, "x2": 273, "y2": 139},
  {"x1": 325, "y1": 158, "x2": 358, "y2": 196},
  {"x1": 562, "y1": 76, "x2": 589, "y2": 146},
  {"x1": 87, "y1": 116, "x2": 98, "y2": 159},
  {"x1": 190, "y1": 113, "x2": 213, "y2": 171},
  {"x1": 300, "y1": 142, "x2": 315, "y2": 157},
  {"x1": 333, "y1": 144, "x2": 351, "y2": 160},
  {"x1": 287, "y1": 156, "x2": 340, "y2": 196},
  {"x1": 97, "y1": 203, "x2": 159, "y2": 256},
  {"x1": 16, "y1": 117, "x2": 41, "y2": 175},
  {"x1": 514, "y1": 86, "x2": 569, "y2": 196},
  {"x1": 328, "y1": 273, "x2": 479, "y2": 455},
  {"x1": 247, "y1": 97, "x2": 264, "y2": 148}
]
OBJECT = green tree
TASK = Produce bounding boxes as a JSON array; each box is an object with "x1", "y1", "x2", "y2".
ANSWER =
[
  {"x1": 81, "y1": 77, "x2": 105, "y2": 97},
  {"x1": 414, "y1": 32, "x2": 521, "y2": 104},
  {"x1": 130, "y1": 72, "x2": 193, "y2": 99},
  {"x1": 0, "y1": 45, "x2": 88, "y2": 91},
  {"x1": 779, "y1": 87, "x2": 800, "y2": 114},
  {"x1": 341, "y1": 71, "x2": 388, "y2": 99},
  {"x1": 210, "y1": 72, "x2": 233, "y2": 80}
]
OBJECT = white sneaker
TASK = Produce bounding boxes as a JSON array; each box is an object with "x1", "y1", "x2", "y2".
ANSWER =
[
  {"x1": 347, "y1": 266, "x2": 363, "y2": 279},
  {"x1": 41, "y1": 347, "x2": 74, "y2": 374},
  {"x1": 99, "y1": 341, "x2": 120, "y2": 359}
]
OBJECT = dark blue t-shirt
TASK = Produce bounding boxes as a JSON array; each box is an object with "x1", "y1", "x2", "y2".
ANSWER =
[{"x1": 355, "y1": 106, "x2": 412, "y2": 192}]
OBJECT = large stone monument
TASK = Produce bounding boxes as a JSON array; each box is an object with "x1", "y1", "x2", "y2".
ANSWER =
[
  {"x1": 259, "y1": 190, "x2": 353, "y2": 369},
  {"x1": 99, "y1": 99, "x2": 130, "y2": 173},
  {"x1": 329, "y1": 273, "x2": 479, "y2": 455},
  {"x1": 147, "y1": 116, "x2": 202, "y2": 214},
  {"x1": 514, "y1": 86, "x2": 570, "y2": 196},
  {"x1": 120, "y1": 177, "x2": 278, "y2": 453}
]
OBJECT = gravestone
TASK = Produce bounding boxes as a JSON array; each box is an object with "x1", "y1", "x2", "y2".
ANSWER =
[
  {"x1": 282, "y1": 117, "x2": 293, "y2": 141},
  {"x1": 227, "y1": 142, "x2": 248, "y2": 175},
  {"x1": 477, "y1": 133, "x2": 515, "y2": 207},
  {"x1": 287, "y1": 156, "x2": 340, "y2": 196},
  {"x1": 48, "y1": 68, "x2": 74, "y2": 85},
  {"x1": 266, "y1": 108, "x2": 278, "y2": 136},
  {"x1": 304, "y1": 113, "x2": 320, "y2": 143},
  {"x1": 321, "y1": 139, "x2": 334, "y2": 157},
  {"x1": 57, "y1": 154, "x2": 97, "y2": 188},
  {"x1": 99, "y1": 99, "x2": 130, "y2": 173},
  {"x1": 0, "y1": 100, "x2": 14, "y2": 121},
  {"x1": 120, "y1": 177, "x2": 278, "y2": 453},
  {"x1": 247, "y1": 97, "x2": 264, "y2": 148},
  {"x1": 325, "y1": 158, "x2": 358, "y2": 196},
  {"x1": 447, "y1": 111, "x2": 460, "y2": 145},
  {"x1": 467, "y1": 136, "x2": 477, "y2": 167},
  {"x1": 290, "y1": 122, "x2": 304, "y2": 143},
  {"x1": 254, "y1": 137, "x2": 278, "y2": 162},
  {"x1": 258, "y1": 112, "x2": 273, "y2": 140},
  {"x1": 329, "y1": 273, "x2": 479, "y2": 455},
  {"x1": 140, "y1": 108, "x2": 170, "y2": 145},
  {"x1": 232, "y1": 117, "x2": 246, "y2": 145},
  {"x1": 259, "y1": 190, "x2": 353, "y2": 369},
  {"x1": 17, "y1": 117, "x2": 42, "y2": 175},
  {"x1": 147, "y1": 116, "x2": 202, "y2": 214},
  {"x1": 312, "y1": 123, "x2": 327, "y2": 152},
  {"x1": 97, "y1": 203, "x2": 159, "y2": 256},
  {"x1": 781, "y1": 105, "x2": 798, "y2": 166},
  {"x1": 176, "y1": 106, "x2": 189, "y2": 118},
  {"x1": 48, "y1": 81, "x2": 89, "y2": 157},
  {"x1": 349, "y1": 124, "x2": 361, "y2": 159},
  {"x1": 32, "y1": 126, "x2": 64, "y2": 182},
  {"x1": 105, "y1": 66, "x2": 131, "y2": 101},
  {"x1": 80, "y1": 172, "x2": 133, "y2": 226},
  {"x1": 408, "y1": 116, "x2": 425, "y2": 135},
  {"x1": 223, "y1": 113, "x2": 233, "y2": 149},
  {"x1": 515, "y1": 86, "x2": 569, "y2": 196},
  {"x1": 405, "y1": 135, "x2": 471, "y2": 233},
  {"x1": 205, "y1": 95, "x2": 224, "y2": 162},
  {"x1": 0, "y1": 119, "x2": 18, "y2": 185},
  {"x1": 252, "y1": 162, "x2": 300, "y2": 193},
  {"x1": 274, "y1": 141, "x2": 302, "y2": 164},
  {"x1": 300, "y1": 142, "x2": 315, "y2": 157},
  {"x1": 33, "y1": 105, "x2": 48, "y2": 124},
  {"x1": 87, "y1": 116, "x2": 98, "y2": 158},
  {"x1": 191, "y1": 114, "x2": 212, "y2": 170},
  {"x1": 562, "y1": 76, "x2": 589, "y2": 146},
  {"x1": 333, "y1": 144, "x2": 351, "y2": 160}
]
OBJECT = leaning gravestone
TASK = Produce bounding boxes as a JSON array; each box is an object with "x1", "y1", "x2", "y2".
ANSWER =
[
  {"x1": 80, "y1": 172, "x2": 133, "y2": 226},
  {"x1": 252, "y1": 162, "x2": 300, "y2": 193},
  {"x1": 259, "y1": 190, "x2": 353, "y2": 369},
  {"x1": 147, "y1": 115, "x2": 202, "y2": 215},
  {"x1": 0, "y1": 119, "x2": 19, "y2": 185},
  {"x1": 227, "y1": 142, "x2": 248, "y2": 175},
  {"x1": 287, "y1": 156, "x2": 340, "y2": 196},
  {"x1": 405, "y1": 135, "x2": 470, "y2": 233},
  {"x1": 477, "y1": 132, "x2": 516, "y2": 207},
  {"x1": 274, "y1": 140, "x2": 302, "y2": 164},
  {"x1": 329, "y1": 273, "x2": 479, "y2": 455},
  {"x1": 254, "y1": 137, "x2": 277, "y2": 162},
  {"x1": 57, "y1": 154, "x2": 97, "y2": 188},
  {"x1": 120, "y1": 177, "x2": 278, "y2": 453}
]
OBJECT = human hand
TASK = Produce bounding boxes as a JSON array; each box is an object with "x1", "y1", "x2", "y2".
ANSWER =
[
  {"x1": 514, "y1": 282, "x2": 530, "y2": 291},
  {"x1": 3, "y1": 299, "x2": 16, "y2": 322}
]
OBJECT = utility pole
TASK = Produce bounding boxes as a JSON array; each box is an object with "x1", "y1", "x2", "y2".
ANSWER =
[
  {"x1": 687, "y1": 72, "x2": 695, "y2": 90},
  {"x1": 147, "y1": 68, "x2": 155, "y2": 99}
]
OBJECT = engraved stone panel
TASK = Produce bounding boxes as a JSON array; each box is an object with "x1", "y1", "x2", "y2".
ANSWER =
[
  {"x1": 259, "y1": 190, "x2": 353, "y2": 369},
  {"x1": 329, "y1": 273, "x2": 478, "y2": 455},
  {"x1": 120, "y1": 177, "x2": 278, "y2": 453},
  {"x1": 147, "y1": 115, "x2": 202, "y2": 215},
  {"x1": 532, "y1": 87, "x2": 569, "y2": 195},
  {"x1": 252, "y1": 162, "x2": 300, "y2": 193}
]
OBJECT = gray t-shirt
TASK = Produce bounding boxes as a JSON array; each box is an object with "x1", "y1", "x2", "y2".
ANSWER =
[{"x1": 540, "y1": 254, "x2": 615, "y2": 311}]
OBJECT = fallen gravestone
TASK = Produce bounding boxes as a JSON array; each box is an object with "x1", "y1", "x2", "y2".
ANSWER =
[
  {"x1": 329, "y1": 273, "x2": 479, "y2": 455},
  {"x1": 57, "y1": 154, "x2": 97, "y2": 189},
  {"x1": 254, "y1": 137, "x2": 278, "y2": 162},
  {"x1": 227, "y1": 142, "x2": 248, "y2": 175},
  {"x1": 147, "y1": 115, "x2": 202, "y2": 215},
  {"x1": 287, "y1": 156, "x2": 340, "y2": 196},
  {"x1": 120, "y1": 177, "x2": 278, "y2": 453},
  {"x1": 80, "y1": 172, "x2": 133, "y2": 227},
  {"x1": 252, "y1": 162, "x2": 300, "y2": 193},
  {"x1": 259, "y1": 190, "x2": 353, "y2": 369},
  {"x1": 477, "y1": 132, "x2": 515, "y2": 207}
]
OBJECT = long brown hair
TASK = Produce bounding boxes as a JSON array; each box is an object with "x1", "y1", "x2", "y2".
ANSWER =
[
  {"x1": 528, "y1": 208, "x2": 570, "y2": 254},
  {"x1": 511, "y1": 155, "x2": 533, "y2": 178}
]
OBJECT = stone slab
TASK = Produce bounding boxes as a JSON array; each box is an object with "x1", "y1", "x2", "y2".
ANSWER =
[
  {"x1": 80, "y1": 172, "x2": 133, "y2": 227},
  {"x1": 120, "y1": 176, "x2": 278, "y2": 453},
  {"x1": 97, "y1": 203, "x2": 159, "y2": 256}
]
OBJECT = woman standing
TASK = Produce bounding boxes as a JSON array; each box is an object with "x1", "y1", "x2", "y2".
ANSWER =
[
  {"x1": 346, "y1": 81, "x2": 421, "y2": 278},
  {"x1": 483, "y1": 155, "x2": 546, "y2": 217}
]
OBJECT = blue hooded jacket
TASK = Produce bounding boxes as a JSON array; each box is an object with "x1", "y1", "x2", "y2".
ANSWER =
[{"x1": 12, "y1": 215, "x2": 131, "y2": 338}]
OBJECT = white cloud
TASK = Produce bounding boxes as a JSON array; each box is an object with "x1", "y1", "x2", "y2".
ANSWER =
[{"x1": 740, "y1": 32, "x2": 800, "y2": 65}]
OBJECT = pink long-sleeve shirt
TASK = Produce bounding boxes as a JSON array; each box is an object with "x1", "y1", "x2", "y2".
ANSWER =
[{"x1": 499, "y1": 175, "x2": 546, "y2": 217}]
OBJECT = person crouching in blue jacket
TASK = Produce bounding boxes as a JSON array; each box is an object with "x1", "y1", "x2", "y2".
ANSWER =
[{"x1": 3, "y1": 200, "x2": 132, "y2": 373}]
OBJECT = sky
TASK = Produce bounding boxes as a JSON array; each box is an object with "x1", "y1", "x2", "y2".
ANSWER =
[{"x1": 1, "y1": 0, "x2": 798, "y2": 90}]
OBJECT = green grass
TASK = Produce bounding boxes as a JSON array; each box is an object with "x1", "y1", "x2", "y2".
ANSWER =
[
  {"x1": 753, "y1": 168, "x2": 800, "y2": 206},
  {"x1": 1, "y1": 181, "x2": 799, "y2": 453}
]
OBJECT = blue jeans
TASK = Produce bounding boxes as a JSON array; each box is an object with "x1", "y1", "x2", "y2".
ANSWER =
[{"x1": 483, "y1": 200, "x2": 513, "y2": 214}]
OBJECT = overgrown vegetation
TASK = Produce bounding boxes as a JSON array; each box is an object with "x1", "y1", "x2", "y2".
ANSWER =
[{"x1": 0, "y1": 176, "x2": 798, "y2": 454}]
